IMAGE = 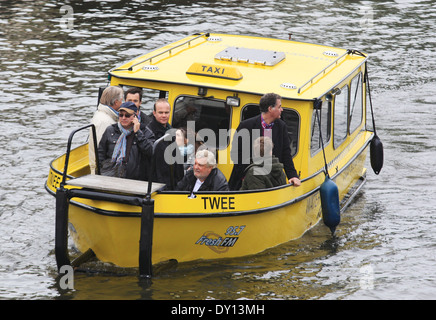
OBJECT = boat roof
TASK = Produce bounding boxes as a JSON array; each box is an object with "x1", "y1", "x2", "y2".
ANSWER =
[{"x1": 109, "y1": 33, "x2": 367, "y2": 101}]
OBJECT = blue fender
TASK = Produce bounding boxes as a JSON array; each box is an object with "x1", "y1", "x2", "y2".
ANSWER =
[{"x1": 320, "y1": 175, "x2": 340, "y2": 235}]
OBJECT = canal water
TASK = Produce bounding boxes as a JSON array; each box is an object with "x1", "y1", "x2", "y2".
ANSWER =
[{"x1": 0, "y1": 0, "x2": 435, "y2": 300}]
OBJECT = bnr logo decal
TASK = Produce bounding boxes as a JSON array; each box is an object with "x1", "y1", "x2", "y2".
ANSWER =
[
  {"x1": 195, "y1": 226, "x2": 245, "y2": 254},
  {"x1": 201, "y1": 65, "x2": 226, "y2": 75}
]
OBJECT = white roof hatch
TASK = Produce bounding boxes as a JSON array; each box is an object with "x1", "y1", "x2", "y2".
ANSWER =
[{"x1": 214, "y1": 47, "x2": 285, "y2": 66}]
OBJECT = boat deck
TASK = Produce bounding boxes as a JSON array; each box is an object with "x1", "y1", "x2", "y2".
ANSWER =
[{"x1": 65, "y1": 175, "x2": 165, "y2": 196}]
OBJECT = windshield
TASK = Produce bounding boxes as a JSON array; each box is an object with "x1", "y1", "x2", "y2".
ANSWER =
[{"x1": 172, "y1": 96, "x2": 231, "y2": 149}]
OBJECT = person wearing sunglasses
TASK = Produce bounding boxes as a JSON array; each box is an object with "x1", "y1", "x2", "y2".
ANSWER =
[{"x1": 97, "y1": 101, "x2": 155, "y2": 180}]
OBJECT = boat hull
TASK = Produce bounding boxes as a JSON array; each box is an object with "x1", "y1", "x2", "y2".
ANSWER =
[
  {"x1": 68, "y1": 192, "x2": 319, "y2": 267},
  {"x1": 57, "y1": 144, "x2": 368, "y2": 268}
]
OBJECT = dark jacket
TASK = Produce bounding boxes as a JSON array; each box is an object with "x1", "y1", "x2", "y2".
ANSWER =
[
  {"x1": 229, "y1": 115, "x2": 298, "y2": 190},
  {"x1": 139, "y1": 110, "x2": 152, "y2": 126},
  {"x1": 240, "y1": 156, "x2": 287, "y2": 190},
  {"x1": 175, "y1": 168, "x2": 229, "y2": 192},
  {"x1": 146, "y1": 116, "x2": 184, "y2": 188},
  {"x1": 97, "y1": 123, "x2": 154, "y2": 180}
]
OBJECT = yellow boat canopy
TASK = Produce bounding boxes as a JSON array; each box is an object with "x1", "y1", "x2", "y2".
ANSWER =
[{"x1": 109, "y1": 33, "x2": 367, "y2": 100}]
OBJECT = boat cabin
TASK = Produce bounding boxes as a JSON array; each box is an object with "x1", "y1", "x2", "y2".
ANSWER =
[{"x1": 108, "y1": 32, "x2": 368, "y2": 182}]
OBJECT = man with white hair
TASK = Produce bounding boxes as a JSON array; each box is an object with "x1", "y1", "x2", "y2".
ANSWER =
[
  {"x1": 89, "y1": 86, "x2": 124, "y2": 174},
  {"x1": 175, "y1": 149, "x2": 229, "y2": 193}
]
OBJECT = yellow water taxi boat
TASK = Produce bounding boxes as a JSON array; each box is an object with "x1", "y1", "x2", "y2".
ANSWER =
[{"x1": 45, "y1": 33, "x2": 383, "y2": 277}]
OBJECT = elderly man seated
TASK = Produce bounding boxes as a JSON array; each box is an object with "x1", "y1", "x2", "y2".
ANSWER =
[{"x1": 175, "y1": 149, "x2": 229, "y2": 194}]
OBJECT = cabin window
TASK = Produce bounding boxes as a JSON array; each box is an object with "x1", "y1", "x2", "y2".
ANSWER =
[
  {"x1": 241, "y1": 104, "x2": 299, "y2": 157},
  {"x1": 172, "y1": 96, "x2": 231, "y2": 149},
  {"x1": 281, "y1": 109, "x2": 300, "y2": 157},
  {"x1": 311, "y1": 99, "x2": 331, "y2": 155},
  {"x1": 241, "y1": 104, "x2": 261, "y2": 121},
  {"x1": 349, "y1": 72, "x2": 363, "y2": 134},
  {"x1": 333, "y1": 85, "x2": 349, "y2": 148}
]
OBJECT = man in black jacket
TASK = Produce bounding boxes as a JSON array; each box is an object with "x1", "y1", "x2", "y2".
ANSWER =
[
  {"x1": 176, "y1": 149, "x2": 229, "y2": 194},
  {"x1": 146, "y1": 98, "x2": 184, "y2": 188},
  {"x1": 124, "y1": 87, "x2": 152, "y2": 126},
  {"x1": 98, "y1": 102, "x2": 154, "y2": 180},
  {"x1": 229, "y1": 93, "x2": 301, "y2": 190}
]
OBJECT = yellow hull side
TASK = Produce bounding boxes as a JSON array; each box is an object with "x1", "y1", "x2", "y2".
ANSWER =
[
  {"x1": 47, "y1": 132, "x2": 370, "y2": 268},
  {"x1": 68, "y1": 192, "x2": 321, "y2": 268},
  {"x1": 65, "y1": 145, "x2": 367, "y2": 268}
]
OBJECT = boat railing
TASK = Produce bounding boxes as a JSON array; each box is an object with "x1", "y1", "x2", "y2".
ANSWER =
[
  {"x1": 60, "y1": 124, "x2": 100, "y2": 187},
  {"x1": 60, "y1": 123, "x2": 171, "y2": 198},
  {"x1": 112, "y1": 32, "x2": 210, "y2": 72},
  {"x1": 297, "y1": 50, "x2": 351, "y2": 94},
  {"x1": 55, "y1": 124, "x2": 163, "y2": 279}
]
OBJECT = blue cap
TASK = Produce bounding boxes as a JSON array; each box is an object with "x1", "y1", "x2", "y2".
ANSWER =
[{"x1": 119, "y1": 101, "x2": 138, "y2": 114}]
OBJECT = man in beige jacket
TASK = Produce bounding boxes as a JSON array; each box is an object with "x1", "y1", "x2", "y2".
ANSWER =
[{"x1": 89, "y1": 86, "x2": 124, "y2": 174}]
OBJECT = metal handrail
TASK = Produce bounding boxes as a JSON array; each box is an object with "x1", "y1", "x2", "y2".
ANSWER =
[
  {"x1": 297, "y1": 50, "x2": 351, "y2": 94},
  {"x1": 61, "y1": 124, "x2": 99, "y2": 186},
  {"x1": 113, "y1": 32, "x2": 210, "y2": 72}
]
